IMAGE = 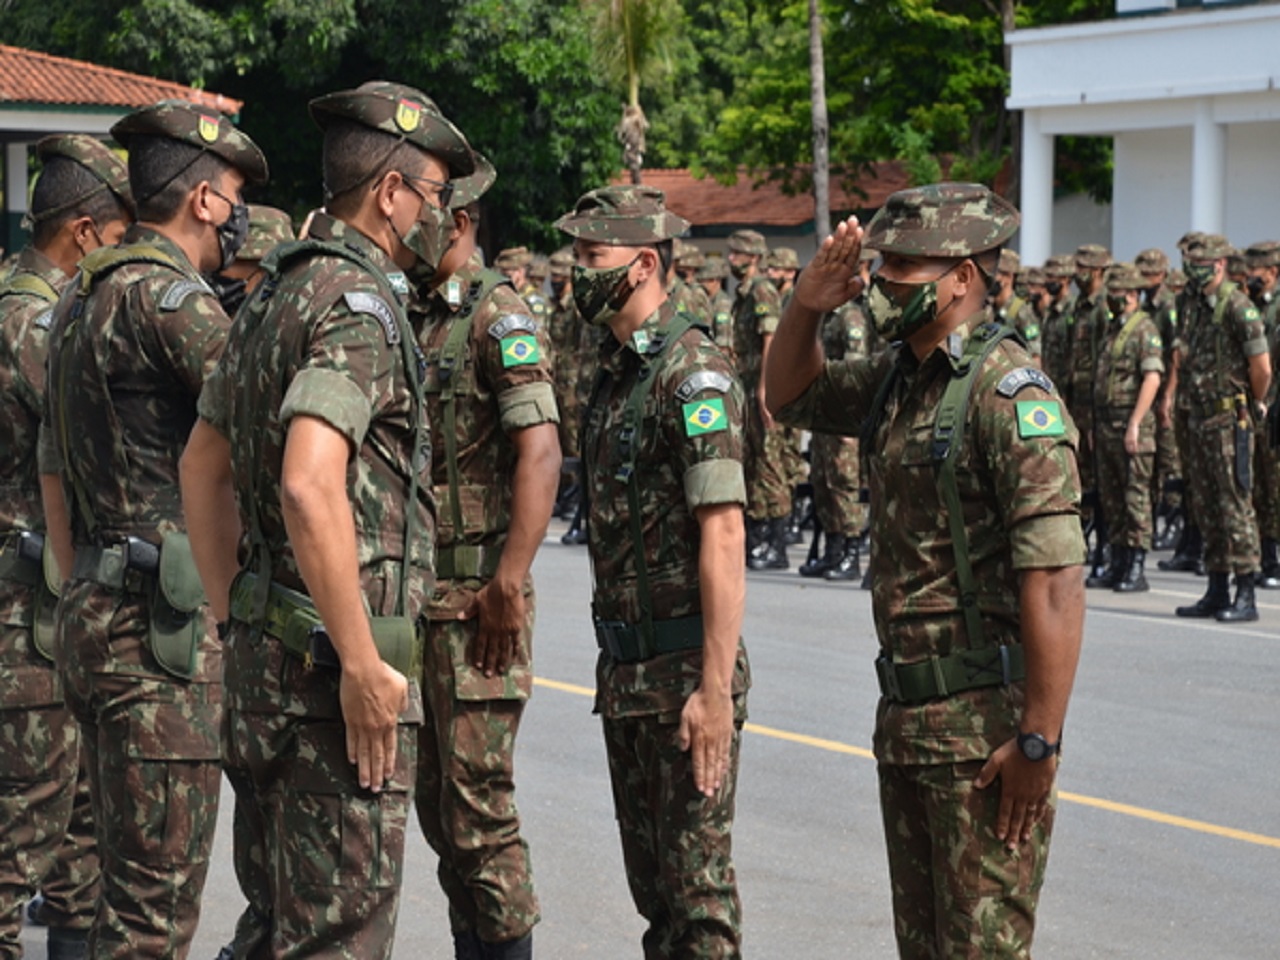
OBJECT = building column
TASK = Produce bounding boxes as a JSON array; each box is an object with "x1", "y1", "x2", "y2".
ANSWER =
[
  {"x1": 5, "y1": 141, "x2": 31, "y2": 256},
  {"x1": 1190, "y1": 98, "x2": 1225, "y2": 234},
  {"x1": 1019, "y1": 109, "x2": 1054, "y2": 267}
]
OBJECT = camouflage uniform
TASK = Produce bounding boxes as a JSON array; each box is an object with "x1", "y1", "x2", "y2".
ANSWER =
[
  {"x1": 548, "y1": 249, "x2": 583, "y2": 458},
  {"x1": 494, "y1": 247, "x2": 551, "y2": 329},
  {"x1": 777, "y1": 184, "x2": 1085, "y2": 960},
  {"x1": 1243, "y1": 242, "x2": 1280, "y2": 584},
  {"x1": 1064, "y1": 245, "x2": 1112, "y2": 510},
  {"x1": 0, "y1": 241, "x2": 98, "y2": 957},
  {"x1": 696, "y1": 257, "x2": 735, "y2": 363},
  {"x1": 558, "y1": 188, "x2": 750, "y2": 959},
  {"x1": 415, "y1": 257, "x2": 560, "y2": 946},
  {"x1": 1038, "y1": 255, "x2": 1077, "y2": 394},
  {"x1": 1135, "y1": 249, "x2": 1181, "y2": 517}
]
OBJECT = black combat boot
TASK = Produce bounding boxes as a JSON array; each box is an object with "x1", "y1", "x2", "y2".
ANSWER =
[
  {"x1": 784, "y1": 496, "x2": 806, "y2": 546},
  {"x1": 1152, "y1": 499, "x2": 1183, "y2": 551},
  {"x1": 1159, "y1": 524, "x2": 1205, "y2": 574},
  {"x1": 748, "y1": 518, "x2": 789, "y2": 570},
  {"x1": 825, "y1": 536, "x2": 861, "y2": 581},
  {"x1": 1085, "y1": 543, "x2": 1120, "y2": 588},
  {"x1": 560, "y1": 502, "x2": 587, "y2": 546},
  {"x1": 1175, "y1": 571, "x2": 1232, "y2": 617},
  {"x1": 1257, "y1": 538, "x2": 1280, "y2": 589},
  {"x1": 46, "y1": 927, "x2": 89, "y2": 960},
  {"x1": 799, "y1": 529, "x2": 837, "y2": 578},
  {"x1": 1113, "y1": 547, "x2": 1149, "y2": 593},
  {"x1": 479, "y1": 933, "x2": 533, "y2": 959},
  {"x1": 1215, "y1": 574, "x2": 1259, "y2": 622},
  {"x1": 453, "y1": 930, "x2": 484, "y2": 960}
]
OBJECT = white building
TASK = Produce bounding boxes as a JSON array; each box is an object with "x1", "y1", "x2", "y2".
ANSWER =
[{"x1": 1008, "y1": 0, "x2": 1280, "y2": 264}]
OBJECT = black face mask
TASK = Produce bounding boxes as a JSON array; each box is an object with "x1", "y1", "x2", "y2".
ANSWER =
[
  {"x1": 209, "y1": 272, "x2": 248, "y2": 316},
  {"x1": 1046, "y1": 281, "x2": 1063, "y2": 297},
  {"x1": 1246, "y1": 276, "x2": 1266, "y2": 299},
  {"x1": 210, "y1": 188, "x2": 249, "y2": 272}
]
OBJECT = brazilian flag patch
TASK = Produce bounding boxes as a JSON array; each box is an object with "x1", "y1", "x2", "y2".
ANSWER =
[
  {"x1": 1016, "y1": 400, "x2": 1065, "y2": 439},
  {"x1": 683, "y1": 398, "x2": 728, "y2": 437},
  {"x1": 501, "y1": 335, "x2": 540, "y2": 367}
]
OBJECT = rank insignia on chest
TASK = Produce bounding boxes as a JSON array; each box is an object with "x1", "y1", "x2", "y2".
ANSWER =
[
  {"x1": 445, "y1": 279, "x2": 463, "y2": 306},
  {"x1": 501, "y1": 334, "x2": 540, "y2": 367},
  {"x1": 1015, "y1": 400, "x2": 1065, "y2": 438},
  {"x1": 683, "y1": 398, "x2": 727, "y2": 436},
  {"x1": 632, "y1": 329, "x2": 651, "y2": 353}
]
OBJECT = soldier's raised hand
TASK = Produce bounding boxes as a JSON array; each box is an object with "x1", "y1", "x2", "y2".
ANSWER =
[{"x1": 793, "y1": 216, "x2": 866, "y2": 314}]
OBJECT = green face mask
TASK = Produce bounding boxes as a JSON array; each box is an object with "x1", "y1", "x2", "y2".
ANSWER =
[
  {"x1": 571, "y1": 255, "x2": 639, "y2": 327},
  {"x1": 1184, "y1": 262, "x2": 1215, "y2": 289},
  {"x1": 866, "y1": 262, "x2": 964, "y2": 342},
  {"x1": 391, "y1": 199, "x2": 453, "y2": 292},
  {"x1": 729, "y1": 259, "x2": 751, "y2": 280}
]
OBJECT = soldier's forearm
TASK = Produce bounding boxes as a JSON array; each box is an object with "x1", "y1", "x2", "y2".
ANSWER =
[
  {"x1": 1017, "y1": 565, "x2": 1085, "y2": 743},
  {"x1": 695, "y1": 503, "x2": 745, "y2": 696},
  {"x1": 765, "y1": 300, "x2": 824, "y2": 417},
  {"x1": 498, "y1": 422, "x2": 561, "y2": 588}
]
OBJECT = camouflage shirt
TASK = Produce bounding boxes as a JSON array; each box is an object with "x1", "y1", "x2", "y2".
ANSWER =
[
  {"x1": 1066, "y1": 291, "x2": 1106, "y2": 416},
  {"x1": 516, "y1": 281, "x2": 550, "y2": 328},
  {"x1": 584, "y1": 300, "x2": 749, "y2": 718},
  {"x1": 1040, "y1": 295, "x2": 1075, "y2": 396},
  {"x1": 549, "y1": 286, "x2": 583, "y2": 391},
  {"x1": 730, "y1": 274, "x2": 781, "y2": 388},
  {"x1": 1095, "y1": 309, "x2": 1164, "y2": 416},
  {"x1": 822, "y1": 297, "x2": 871, "y2": 363},
  {"x1": 1143, "y1": 285, "x2": 1179, "y2": 397},
  {"x1": 198, "y1": 212, "x2": 435, "y2": 616},
  {"x1": 777, "y1": 316, "x2": 1086, "y2": 765},
  {"x1": 668, "y1": 276, "x2": 713, "y2": 328},
  {"x1": 0, "y1": 247, "x2": 65, "y2": 626},
  {"x1": 708, "y1": 288, "x2": 734, "y2": 362},
  {"x1": 1174, "y1": 281, "x2": 1269, "y2": 409},
  {"x1": 416, "y1": 262, "x2": 559, "y2": 618},
  {"x1": 43, "y1": 226, "x2": 228, "y2": 544}
]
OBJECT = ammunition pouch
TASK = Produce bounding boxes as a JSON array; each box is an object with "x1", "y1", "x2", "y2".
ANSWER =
[
  {"x1": 0, "y1": 530, "x2": 60, "y2": 663},
  {"x1": 33, "y1": 538, "x2": 62, "y2": 663},
  {"x1": 148, "y1": 532, "x2": 206, "y2": 680}
]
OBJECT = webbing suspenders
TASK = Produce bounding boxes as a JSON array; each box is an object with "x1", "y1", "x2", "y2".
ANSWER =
[
  {"x1": 1209, "y1": 281, "x2": 1239, "y2": 400},
  {"x1": 931, "y1": 323, "x2": 1017, "y2": 650},
  {"x1": 0, "y1": 271, "x2": 58, "y2": 303}
]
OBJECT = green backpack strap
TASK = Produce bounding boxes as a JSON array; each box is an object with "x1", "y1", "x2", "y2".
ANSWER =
[
  {"x1": 931, "y1": 322, "x2": 1019, "y2": 651},
  {"x1": 0, "y1": 271, "x2": 59, "y2": 304}
]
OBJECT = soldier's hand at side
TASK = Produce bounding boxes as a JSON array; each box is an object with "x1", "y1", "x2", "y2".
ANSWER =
[
  {"x1": 462, "y1": 576, "x2": 524, "y2": 677},
  {"x1": 793, "y1": 217, "x2": 865, "y2": 314},
  {"x1": 678, "y1": 685, "x2": 734, "y2": 798},
  {"x1": 974, "y1": 738, "x2": 1057, "y2": 849},
  {"x1": 1124, "y1": 420, "x2": 1141, "y2": 455},
  {"x1": 340, "y1": 658, "x2": 409, "y2": 792}
]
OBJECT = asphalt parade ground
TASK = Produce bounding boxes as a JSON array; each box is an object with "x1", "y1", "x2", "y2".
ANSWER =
[{"x1": 24, "y1": 520, "x2": 1280, "y2": 959}]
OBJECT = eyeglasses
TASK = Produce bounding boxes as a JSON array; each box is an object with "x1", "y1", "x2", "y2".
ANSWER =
[{"x1": 399, "y1": 172, "x2": 454, "y2": 210}]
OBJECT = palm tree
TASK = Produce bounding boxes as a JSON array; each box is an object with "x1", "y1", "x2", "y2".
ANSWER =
[{"x1": 586, "y1": 0, "x2": 681, "y2": 184}]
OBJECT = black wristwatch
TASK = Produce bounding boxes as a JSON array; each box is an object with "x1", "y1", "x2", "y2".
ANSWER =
[{"x1": 1017, "y1": 731, "x2": 1060, "y2": 762}]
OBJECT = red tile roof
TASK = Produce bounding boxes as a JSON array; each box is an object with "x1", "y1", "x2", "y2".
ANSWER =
[
  {"x1": 0, "y1": 44, "x2": 242, "y2": 115},
  {"x1": 621, "y1": 164, "x2": 912, "y2": 228}
]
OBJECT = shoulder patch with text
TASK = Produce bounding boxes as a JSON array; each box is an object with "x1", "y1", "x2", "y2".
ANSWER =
[
  {"x1": 675, "y1": 370, "x2": 732, "y2": 403},
  {"x1": 33, "y1": 309, "x2": 54, "y2": 330},
  {"x1": 683, "y1": 398, "x2": 728, "y2": 437},
  {"x1": 996, "y1": 367, "x2": 1055, "y2": 398},
  {"x1": 1015, "y1": 400, "x2": 1066, "y2": 439},
  {"x1": 343, "y1": 291, "x2": 399, "y2": 345},
  {"x1": 159, "y1": 279, "x2": 211, "y2": 312},
  {"x1": 488, "y1": 313, "x2": 537, "y2": 340}
]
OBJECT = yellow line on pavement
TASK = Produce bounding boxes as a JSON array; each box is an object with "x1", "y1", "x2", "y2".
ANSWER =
[{"x1": 533, "y1": 676, "x2": 1280, "y2": 851}]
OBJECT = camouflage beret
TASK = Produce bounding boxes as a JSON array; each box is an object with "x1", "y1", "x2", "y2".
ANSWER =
[
  {"x1": 1074, "y1": 244, "x2": 1112, "y2": 269},
  {"x1": 1044, "y1": 254, "x2": 1076, "y2": 278},
  {"x1": 110, "y1": 100, "x2": 268, "y2": 185},
  {"x1": 998, "y1": 248, "x2": 1021, "y2": 274},
  {"x1": 555, "y1": 185, "x2": 689, "y2": 246},
  {"x1": 1244, "y1": 241, "x2": 1280, "y2": 269},
  {"x1": 494, "y1": 246, "x2": 532, "y2": 269},
  {"x1": 1022, "y1": 266, "x2": 1046, "y2": 286},
  {"x1": 528, "y1": 254, "x2": 550, "y2": 281},
  {"x1": 767, "y1": 246, "x2": 800, "y2": 270},
  {"x1": 309, "y1": 80, "x2": 474, "y2": 179},
  {"x1": 1134, "y1": 248, "x2": 1169, "y2": 273},
  {"x1": 548, "y1": 248, "x2": 575, "y2": 276},
  {"x1": 1177, "y1": 230, "x2": 1205, "y2": 254},
  {"x1": 726, "y1": 229, "x2": 768, "y2": 256},
  {"x1": 237, "y1": 205, "x2": 295, "y2": 262},
  {"x1": 450, "y1": 152, "x2": 496, "y2": 208},
  {"x1": 33, "y1": 134, "x2": 134, "y2": 218},
  {"x1": 1104, "y1": 262, "x2": 1145, "y2": 292},
  {"x1": 1187, "y1": 233, "x2": 1233, "y2": 260},
  {"x1": 864, "y1": 182, "x2": 1019, "y2": 259},
  {"x1": 696, "y1": 256, "x2": 730, "y2": 281}
]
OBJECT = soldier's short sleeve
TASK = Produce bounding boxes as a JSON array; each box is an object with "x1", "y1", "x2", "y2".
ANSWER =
[
  {"x1": 1138, "y1": 319, "x2": 1165, "y2": 376},
  {"x1": 1235, "y1": 296, "x2": 1269, "y2": 357},
  {"x1": 664, "y1": 337, "x2": 746, "y2": 509},
  {"x1": 977, "y1": 353, "x2": 1086, "y2": 570},
  {"x1": 775, "y1": 352, "x2": 889, "y2": 437},
  {"x1": 754, "y1": 280, "x2": 782, "y2": 336},
  {"x1": 144, "y1": 280, "x2": 232, "y2": 396},
  {"x1": 477, "y1": 287, "x2": 561, "y2": 433},
  {"x1": 37, "y1": 420, "x2": 61, "y2": 474},
  {"x1": 280, "y1": 292, "x2": 398, "y2": 448},
  {"x1": 197, "y1": 356, "x2": 233, "y2": 437}
]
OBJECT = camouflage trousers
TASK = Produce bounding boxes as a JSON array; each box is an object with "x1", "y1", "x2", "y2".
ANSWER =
[
  {"x1": 1174, "y1": 406, "x2": 1200, "y2": 523},
  {"x1": 601, "y1": 713, "x2": 743, "y2": 959},
  {"x1": 416, "y1": 605, "x2": 539, "y2": 944},
  {"x1": 1152, "y1": 395, "x2": 1181, "y2": 509},
  {"x1": 781, "y1": 428, "x2": 806, "y2": 491},
  {"x1": 1071, "y1": 404, "x2": 1097, "y2": 507},
  {"x1": 221, "y1": 621, "x2": 422, "y2": 960},
  {"x1": 744, "y1": 389, "x2": 792, "y2": 521},
  {"x1": 0, "y1": 627, "x2": 98, "y2": 958},
  {"x1": 879, "y1": 760, "x2": 1055, "y2": 960},
  {"x1": 1096, "y1": 416, "x2": 1155, "y2": 549},
  {"x1": 1253, "y1": 428, "x2": 1280, "y2": 540},
  {"x1": 810, "y1": 433, "x2": 865, "y2": 536},
  {"x1": 56, "y1": 582, "x2": 222, "y2": 959},
  {"x1": 1184, "y1": 412, "x2": 1260, "y2": 573}
]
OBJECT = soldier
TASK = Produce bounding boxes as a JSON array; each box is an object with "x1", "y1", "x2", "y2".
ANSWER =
[
  {"x1": 208, "y1": 204, "x2": 295, "y2": 316},
  {"x1": 1089, "y1": 264, "x2": 1164, "y2": 592},
  {"x1": 767, "y1": 183, "x2": 1085, "y2": 960},
  {"x1": 556, "y1": 185, "x2": 750, "y2": 958},
  {"x1": 1038, "y1": 254, "x2": 1076, "y2": 391},
  {"x1": 494, "y1": 246, "x2": 551, "y2": 328},
  {"x1": 548, "y1": 248, "x2": 585, "y2": 523},
  {"x1": 38, "y1": 102, "x2": 266, "y2": 957},
  {"x1": 990, "y1": 248, "x2": 1024, "y2": 321},
  {"x1": 414, "y1": 154, "x2": 560, "y2": 959},
  {"x1": 1170, "y1": 234, "x2": 1272, "y2": 621},
  {"x1": 696, "y1": 255, "x2": 735, "y2": 361},
  {"x1": 1243, "y1": 241, "x2": 1280, "y2": 588},
  {"x1": 0, "y1": 134, "x2": 131, "y2": 960},
  {"x1": 1134, "y1": 247, "x2": 1182, "y2": 549},
  {"x1": 526, "y1": 252, "x2": 549, "y2": 292},
  {"x1": 727, "y1": 229, "x2": 788, "y2": 569},
  {"x1": 1015, "y1": 264, "x2": 1048, "y2": 364},
  {"x1": 766, "y1": 246, "x2": 800, "y2": 308},
  {"x1": 666, "y1": 246, "x2": 714, "y2": 327},
  {"x1": 180, "y1": 81, "x2": 468, "y2": 957},
  {"x1": 674, "y1": 241, "x2": 703, "y2": 285}
]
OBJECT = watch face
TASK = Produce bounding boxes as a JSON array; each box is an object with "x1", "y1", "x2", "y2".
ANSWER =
[{"x1": 1020, "y1": 733, "x2": 1048, "y2": 761}]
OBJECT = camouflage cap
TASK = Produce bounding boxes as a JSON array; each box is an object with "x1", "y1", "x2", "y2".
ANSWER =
[
  {"x1": 1104, "y1": 262, "x2": 1145, "y2": 292},
  {"x1": 1075, "y1": 243, "x2": 1112, "y2": 269},
  {"x1": 1134, "y1": 247, "x2": 1169, "y2": 274},
  {"x1": 33, "y1": 134, "x2": 134, "y2": 218},
  {"x1": 1044, "y1": 254, "x2": 1076, "y2": 278},
  {"x1": 528, "y1": 253, "x2": 550, "y2": 281},
  {"x1": 1187, "y1": 233, "x2": 1232, "y2": 260},
  {"x1": 549, "y1": 248, "x2": 575, "y2": 277},
  {"x1": 1177, "y1": 230, "x2": 1205, "y2": 254},
  {"x1": 680, "y1": 249, "x2": 707, "y2": 271},
  {"x1": 726, "y1": 229, "x2": 768, "y2": 256},
  {"x1": 696, "y1": 256, "x2": 730, "y2": 281},
  {"x1": 555, "y1": 185, "x2": 689, "y2": 245},
  {"x1": 450, "y1": 151, "x2": 496, "y2": 208},
  {"x1": 1022, "y1": 266, "x2": 1047, "y2": 286},
  {"x1": 998, "y1": 248, "x2": 1021, "y2": 274},
  {"x1": 767, "y1": 246, "x2": 800, "y2": 270},
  {"x1": 309, "y1": 80, "x2": 474, "y2": 179},
  {"x1": 494, "y1": 246, "x2": 532, "y2": 269},
  {"x1": 237, "y1": 205, "x2": 295, "y2": 262},
  {"x1": 1167, "y1": 268, "x2": 1186, "y2": 289},
  {"x1": 110, "y1": 99, "x2": 268, "y2": 185},
  {"x1": 864, "y1": 182, "x2": 1019, "y2": 258},
  {"x1": 1244, "y1": 241, "x2": 1280, "y2": 269}
]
